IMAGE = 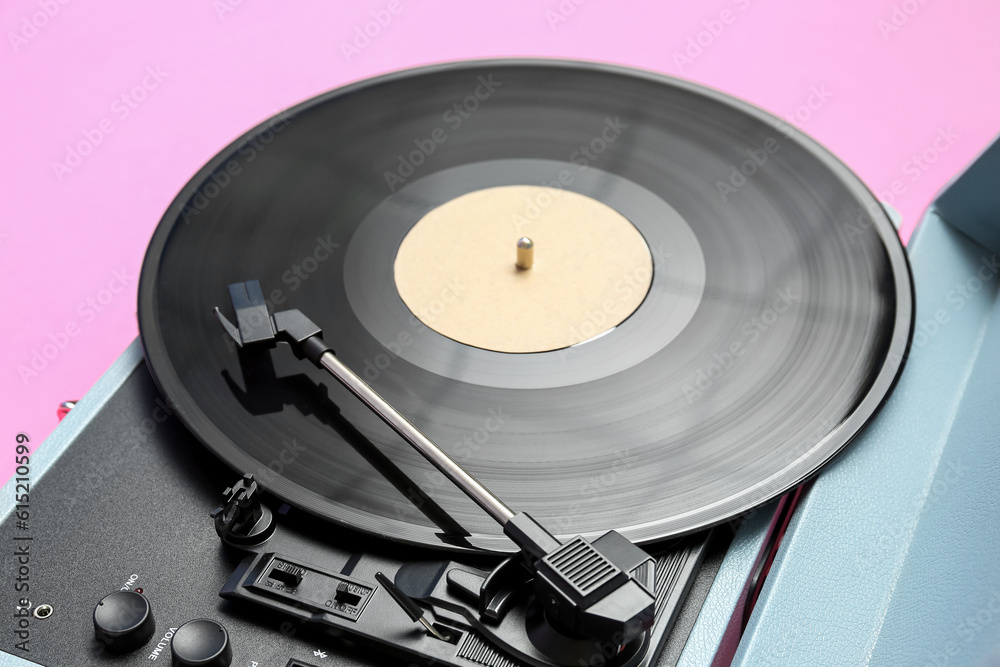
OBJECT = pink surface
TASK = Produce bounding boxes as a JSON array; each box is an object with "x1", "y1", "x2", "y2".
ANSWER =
[{"x1": 2, "y1": 1, "x2": 999, "y2": 483}]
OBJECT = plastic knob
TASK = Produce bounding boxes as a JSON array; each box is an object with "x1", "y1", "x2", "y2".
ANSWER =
[
  {"x1": 93, "y1": 591, "x2": 156, "y2": 653},
  {"x1": 171, "y1": 619, "x2": 232, "y2": 667}
]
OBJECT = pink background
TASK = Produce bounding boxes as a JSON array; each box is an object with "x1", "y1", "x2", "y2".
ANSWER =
[{"x1": 2, "y1": 1, "x2": 999, "y2": 483}]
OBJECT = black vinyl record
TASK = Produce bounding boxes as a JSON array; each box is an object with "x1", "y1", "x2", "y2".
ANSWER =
[{"x1": 138, "y1": 60, "x2": 913, "y2": 552}]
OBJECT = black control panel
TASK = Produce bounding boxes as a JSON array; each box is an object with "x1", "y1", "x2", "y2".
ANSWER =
[{"x1": 0, "y1": 362, "x2": 726, "y2": 666}]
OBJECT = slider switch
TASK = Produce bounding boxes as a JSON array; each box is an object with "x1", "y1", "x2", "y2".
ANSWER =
[{"x1": 93, "y1": 591, "x2": 156, "y2": 653}]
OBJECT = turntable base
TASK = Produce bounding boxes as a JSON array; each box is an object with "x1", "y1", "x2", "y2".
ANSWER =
[
  {"x1": 11, "y1": 61, "x2": 1000, "y2": 667},
  {"x1": 0, "y1": 343, "x2": 741, "y2": 667},
  {"x1": 4, "y1": 140, "x2": 998, "y2": 667}
]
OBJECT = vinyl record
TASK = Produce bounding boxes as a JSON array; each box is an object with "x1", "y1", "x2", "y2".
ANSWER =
[{"x1": 138, "y1": 60, "x2": 912, "y2": 552}]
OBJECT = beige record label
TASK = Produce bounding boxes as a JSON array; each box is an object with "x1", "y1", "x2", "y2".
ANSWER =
[{"x1": 393, "y1": 185, "x2": 653, "y2": 353}]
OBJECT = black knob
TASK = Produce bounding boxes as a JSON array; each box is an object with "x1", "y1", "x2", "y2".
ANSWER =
[
  {"x1": 93, "y1": 591, "x2": 156, "y2": 653},
  {"x1": 171, "y1": 619, "x2": 232, "y2": 667}
]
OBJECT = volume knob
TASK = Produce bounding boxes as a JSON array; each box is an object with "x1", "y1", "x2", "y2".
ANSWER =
[
  {"x1": 171, "y1": 619, "x2": 232, "y2": 667},
  {"x1": 93, "y1": 591, "x2": 156, "y2": 653}
]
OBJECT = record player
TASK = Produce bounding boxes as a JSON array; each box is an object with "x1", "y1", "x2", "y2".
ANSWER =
[{"x1": 2, "y1": 60, "x2": 998, "y2": 667}]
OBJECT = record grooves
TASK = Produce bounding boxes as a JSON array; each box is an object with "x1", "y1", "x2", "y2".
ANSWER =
[{"x1": 137, "y1": 60, "x2": 913, "y2": 553}]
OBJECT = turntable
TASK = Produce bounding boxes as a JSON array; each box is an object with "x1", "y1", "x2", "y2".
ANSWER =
[{"x1": 2, "y1": 60, "x2": 997, "y2": 667}]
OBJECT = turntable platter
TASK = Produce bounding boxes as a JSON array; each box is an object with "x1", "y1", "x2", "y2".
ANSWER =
[{"x1": 137, "y1": 61, "x2": 912, "y2": 552}]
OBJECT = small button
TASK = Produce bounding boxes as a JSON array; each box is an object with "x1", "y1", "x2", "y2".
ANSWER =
[
  {"x1": 93, "y1": 591, "x2": 156, "y2": 653},
  {"x1": 171, "y1": 619, "x2": 232, "y2": 667}
]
